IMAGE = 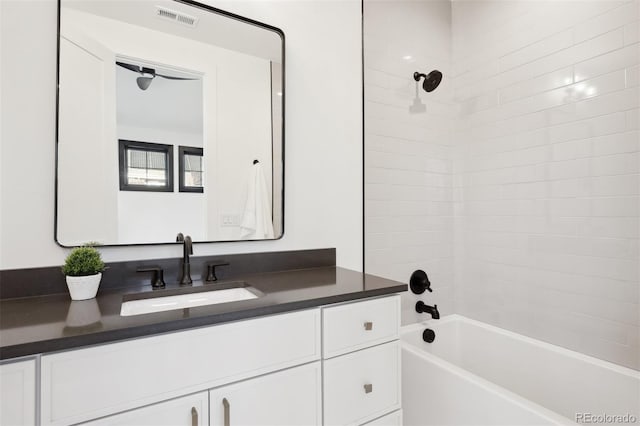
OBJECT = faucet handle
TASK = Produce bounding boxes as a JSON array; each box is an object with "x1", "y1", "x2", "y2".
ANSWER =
[
  {"x1": 206, "y1": 261, "x2": 230, "y2": 282},
  {"x1": 137, "y1": 266, "x2": 166, "y2": 288},
  {"x1": 410, "y1": 270, "x2": 432, "y2": 294}
]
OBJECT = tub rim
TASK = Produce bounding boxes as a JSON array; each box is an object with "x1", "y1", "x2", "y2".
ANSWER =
[{"x1": 402, "y1": 314, "x2": 640, "y2": 379}]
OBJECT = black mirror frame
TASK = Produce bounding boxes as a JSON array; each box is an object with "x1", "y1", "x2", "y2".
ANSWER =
[{"x1": 54, "y1": 0, "x2": 285, "y2": 248}]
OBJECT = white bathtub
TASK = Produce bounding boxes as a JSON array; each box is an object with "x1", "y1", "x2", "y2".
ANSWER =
[{"x1": 402, "y1": 315, "x2": 640, "y2": 426}]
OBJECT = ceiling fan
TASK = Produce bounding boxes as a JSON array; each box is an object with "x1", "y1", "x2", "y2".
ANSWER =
[{"x1": 116, "y1": 61, "x2": 197, "y2": 91}]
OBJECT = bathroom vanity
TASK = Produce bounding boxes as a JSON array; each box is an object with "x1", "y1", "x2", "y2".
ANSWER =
[{"x1": 0, "y1": 253, "x2": 406, "y2": 426}]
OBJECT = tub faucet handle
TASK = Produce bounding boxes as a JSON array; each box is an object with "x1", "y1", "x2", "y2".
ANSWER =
[{"x1": 410, "y1": 270, "x2": 432, "y2": 294}]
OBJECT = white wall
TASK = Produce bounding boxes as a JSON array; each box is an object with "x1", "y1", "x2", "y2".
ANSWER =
[
  {"x1": 364, "y1": 0, "x2": 455, "y2": 325},
  {"x1": 452, "y1": 0, "x2": 639, "y2": 369},
  {"x1": 0, "y1": 0, "x2": 362, "y2": 271}
]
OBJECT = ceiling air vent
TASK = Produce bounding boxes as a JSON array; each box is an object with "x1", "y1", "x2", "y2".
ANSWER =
[{"x1": 155, "y1": 6, "x2": 198, "y2": 28}]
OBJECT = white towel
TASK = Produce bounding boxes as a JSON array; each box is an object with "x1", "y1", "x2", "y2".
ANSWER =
[{"x1": 240, "y1": 163, "x2": 275, "y2": 239}]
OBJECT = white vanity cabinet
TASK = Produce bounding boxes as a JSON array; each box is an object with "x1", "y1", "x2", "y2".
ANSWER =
[
  {"x1": 41, "y1": 309, "x2": 321, "y2": 426},
  {"x1": 322, "y1": 295, "x2": 402, "y2": 426},
  {"x1": 30, "y1": 293, "x2": 402, "y2": 426},
  {"x1": 0, "y1": 358, "x2": 36, "y2": 426}
]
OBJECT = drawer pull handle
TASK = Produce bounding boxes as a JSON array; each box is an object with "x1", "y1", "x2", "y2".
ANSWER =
[
  {"x1": 364, "y1": 383, "x2": 373, "y2": 394},
  {"x1": 364, "y1": 321, "x2": 373, "y2": 331},
  {"x1": 191, "y1": 407, "x2": 198, "y2": 426},
  {"x1": 223, "y1": 398, "x2": 230, "y2": 426}
]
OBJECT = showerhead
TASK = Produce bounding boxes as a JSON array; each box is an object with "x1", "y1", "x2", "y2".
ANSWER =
[{"x1": 414, "y1": 70, "x2": 443, "y2": 92}]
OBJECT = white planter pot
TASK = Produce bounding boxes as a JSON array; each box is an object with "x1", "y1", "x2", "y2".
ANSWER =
[{"x1": 66, "y1": 273, "x2": 102, "y2": 301}]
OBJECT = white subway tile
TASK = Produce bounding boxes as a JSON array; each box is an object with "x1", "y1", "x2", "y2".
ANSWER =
[
  {"x1": 574, "y1": 1, "x2": 639, "y2": 44},
  {"x1": 365, "y1": 68, "x2": 391, "y2": 89},
  {"x1": 551, "y1": 178, "x2": 591, "y2": 198},
  {"x1": 590, "y1": 217, "x2": 640, "y2": 240},
  {"x1": 524, "y1": 29, "x2": 625, "y2": 84},
  {"x1": 626, "y1": 108, "x2": 639, "y2": 129},
  {"x1": 552, "y1": 139, "x2": 592, "y2": 161},
  {"x1": 499, "y1": 29, "x2": 573, "y2": 72},
  {"x1": 366, "y1": 233, "x2": 390, "y2": 250},
  {"x1": 591, "y1": 196, "x2": 639, "y2": 217},
  {"x1": 550, "y1": 111, "x2": 627, "y2": 144},
  {"x1": 568, "y1": 87, "x2": 639, "y2": 125},
  {"x1": 624, "y1": 21, "x2": 639, "y2": 45},
  {"x1": 499, "y1": 67, "x2": 573, "y2": 104},
  {"x1": 591, "y1": 152, "x2": 639, "y2": 176},
  {"x1": 592, "y1": 174, "x2": 640, "y2": 196},
  {"x1": 549, "y1": 158, "x2": 591, "y2": 180},
  {"x1": 592, "y1": 131, "x2": 640, "y2": 156},
  {"x1": 575, "y1": 44, "x2": 639, "y2": 82},
  {"x1": 573, "y1": 27, "x2": 626, "y2": 63},
  {"x1": 500, "y1": 70, "x2": 626, "y2": 122},
  {"x1": 626, "y1": 64, "x2": 639, "y2": 87},
  {"x1": 548, "y1": 198, "x2": 591, "y2": 216}
]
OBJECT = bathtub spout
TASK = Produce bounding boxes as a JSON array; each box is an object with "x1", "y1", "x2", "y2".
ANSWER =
[{"x1": 416, "y1": 301, "x2": 440, "y2": 319}]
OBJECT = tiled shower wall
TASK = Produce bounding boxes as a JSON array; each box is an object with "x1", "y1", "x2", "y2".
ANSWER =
[
  {"x1": 365, "y1": 0, "x2": 639, "y2": 369},
  {"x1": 452, "y1": 0, "x2": 639, "y2": 370},
  {"x1": 364, "y1": 0, "x2": 456, "y2": 325}
]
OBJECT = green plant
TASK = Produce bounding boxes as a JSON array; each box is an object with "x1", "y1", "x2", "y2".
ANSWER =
[{"x1": 62, "y1": 246, "x2": 105, "y2": 277}]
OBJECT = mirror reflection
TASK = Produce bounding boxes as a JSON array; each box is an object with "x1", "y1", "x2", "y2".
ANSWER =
[{"x1": 56, "y1": 0, "x2": 284, "y2": 246}]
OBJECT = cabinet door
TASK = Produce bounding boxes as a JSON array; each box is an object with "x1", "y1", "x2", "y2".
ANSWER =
[
  {"x1": 0, "y1": 359, "x2": 36, "y2": 426},
  {"x1": 209, "y1": 362, "x2": 321, "y2": 426},
  {"x1": 81, "y1": 392, "x2": 207, "y2": 426}
]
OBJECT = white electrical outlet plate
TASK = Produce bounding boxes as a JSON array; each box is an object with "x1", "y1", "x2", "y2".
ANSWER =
[{"x1": 221, "y1": 214, "x2": 241, "y2": 227}]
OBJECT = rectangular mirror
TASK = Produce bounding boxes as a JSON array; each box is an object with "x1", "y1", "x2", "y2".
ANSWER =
[{"x1": 56, "y1": 0, "x2": 284, "y2": 246}]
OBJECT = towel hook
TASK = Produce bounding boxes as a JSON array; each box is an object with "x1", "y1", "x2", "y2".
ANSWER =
[{"x1": 253, "y1": 159, "x2": 259, "y2": 164}]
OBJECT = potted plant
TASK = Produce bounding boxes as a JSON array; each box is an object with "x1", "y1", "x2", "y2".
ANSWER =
[{"x1": 62, "y1": 245, "x2": 105, "y2": 301}]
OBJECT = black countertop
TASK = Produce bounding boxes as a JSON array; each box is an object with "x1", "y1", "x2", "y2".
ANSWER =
[{"x1": 0, "y1": 267, "x2": 406, "y2": 360}]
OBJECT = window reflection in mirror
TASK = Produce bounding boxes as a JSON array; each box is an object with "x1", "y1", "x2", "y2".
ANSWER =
[{"x1": 179, "y1": 146, "x2": 204, "y2": 193}]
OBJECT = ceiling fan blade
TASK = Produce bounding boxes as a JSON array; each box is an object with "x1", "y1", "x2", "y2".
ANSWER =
[
  {"x1": 141, "y1": 67, "x2": 156, "y2": 76},
  {"x1": 156, "y1": 74, "x2": 198, "y2": 81},
  {"x1": 116, "y1": 61, "x2": 142, "y2": 74}
]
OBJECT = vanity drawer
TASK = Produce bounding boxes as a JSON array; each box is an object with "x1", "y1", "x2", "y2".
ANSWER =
[
  {"x1": 323, "y1": 341, "x2": 401, "y2": 426},
  {"x1": 322, "y1": 295, "x2": 400, "y2": 358},
  {"x1": 41, "y1": 309, "x2": 320, "y2": 426}
]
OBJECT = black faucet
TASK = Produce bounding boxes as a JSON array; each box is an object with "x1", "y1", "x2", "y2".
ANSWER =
[
  {"x1": 176, "y1": 233, "x2": 193, "y2": 285},
  {"x1": 416, "y1": 301, "x2": 440, "y2": 319}
]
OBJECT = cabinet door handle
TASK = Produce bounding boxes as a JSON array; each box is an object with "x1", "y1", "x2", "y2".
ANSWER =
[
  {"x1": 223, "y1": 398, "x2": 230, "y2": 426},
  {"x1": 364, "y1": 321, "x2": 373, "y2": 331},
  {"x1": 364, "y1": 383, "x2": 373, "y2": 393},
  {"x1": 191, "y1": 407, "x2": 198, "y2": 426}
]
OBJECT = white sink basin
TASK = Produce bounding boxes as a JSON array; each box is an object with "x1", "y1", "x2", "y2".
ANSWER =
[{"x1": 120, "y1": 283, "x2": 261, "y2": 316}]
